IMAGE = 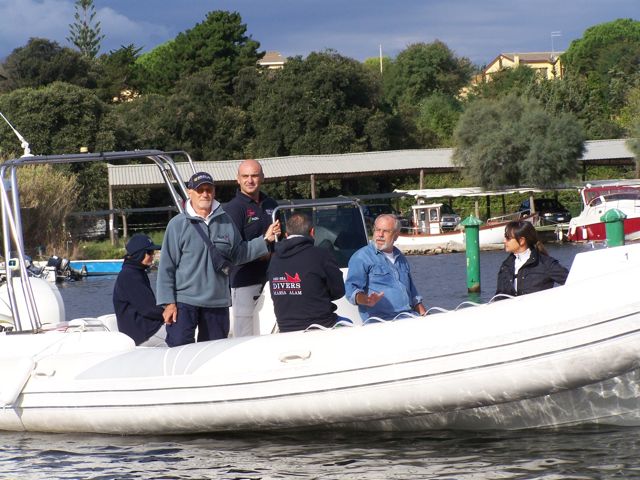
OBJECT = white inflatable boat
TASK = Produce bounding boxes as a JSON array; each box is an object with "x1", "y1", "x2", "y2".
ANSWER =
[{"x1": 1, "y1": 150, "x2": 640, "y2": 434}]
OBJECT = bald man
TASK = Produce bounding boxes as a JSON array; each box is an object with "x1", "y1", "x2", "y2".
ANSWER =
[{"x1": 223, "y1": 159, "x2": 279, "y2": 337}]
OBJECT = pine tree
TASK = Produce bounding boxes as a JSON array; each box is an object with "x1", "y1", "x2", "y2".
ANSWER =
[{"x1": 67, "y1": 0, "x2": 105, "y2": 58}]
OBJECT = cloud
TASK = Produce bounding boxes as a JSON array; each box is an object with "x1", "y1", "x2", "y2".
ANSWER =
[
  {"x1": 0, "y1": 0, "x2": 74, "y2": 58},
  {"x1": 0, "y1": 0, "x2": 172, "y2": 59},
  {"x1": 97, "y1": 6, "x2": 173, "y2": 53}
]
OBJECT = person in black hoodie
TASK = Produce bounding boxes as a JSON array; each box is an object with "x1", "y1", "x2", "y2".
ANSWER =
[
  {"x1": 113, "y1": 234, "x2": 165, "y2": 345},
  {"x1": 495, "y1": 220, "x2": 568, "y2": 298},
  {"x1": 268, "y1": 213, "x2": 345, "y2": 332}
]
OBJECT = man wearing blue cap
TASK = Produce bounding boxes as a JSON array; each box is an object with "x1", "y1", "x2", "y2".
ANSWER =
[
  {"x1": 113, "y1": 233, "x2": 165, "y2": 345},
  {"x1": 156, "y1": 171, "x2": 280, "y2": 347}
]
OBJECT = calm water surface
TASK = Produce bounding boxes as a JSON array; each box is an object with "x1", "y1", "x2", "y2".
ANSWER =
[{"x1": 3, "y1": 242, "x2": 639, "y2": 479}]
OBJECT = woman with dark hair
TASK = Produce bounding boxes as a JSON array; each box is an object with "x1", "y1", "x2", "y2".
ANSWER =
[{"x1": 495, "y1": 220, "x2": 569, "y2": 298}]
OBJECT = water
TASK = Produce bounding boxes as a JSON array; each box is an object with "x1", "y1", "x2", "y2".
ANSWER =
[{"x1": 4, "y1": 242, "x2": 639, "y2": 479}]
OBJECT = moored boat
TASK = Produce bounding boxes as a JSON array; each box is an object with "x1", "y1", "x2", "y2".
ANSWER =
[
  {"x1": 567, "y1": 182, "x2": 640, "y2": 242},
  {"x1": 393, "y1": 187, "x2": 544, "y2": 254},
  {"x1": 69, "y1": 259, "x2": 124, "y2": 276},
  {"x1": 394, "y1": 203, "x2": 536, "y2": 254},
  {"x1": 1, "y1": 150, "x2": 640, "y2": 435}
]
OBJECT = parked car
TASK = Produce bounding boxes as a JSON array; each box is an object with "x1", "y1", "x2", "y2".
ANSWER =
[
  {"x1": 439, "y1": 204, "x2": 462, "y2": 231},
  {"x1": 519, "y1": 198, "x2": 572, "y2": 225},
  {"x1": 362, "y1": 204, "x2": 410, "y2": 232}
]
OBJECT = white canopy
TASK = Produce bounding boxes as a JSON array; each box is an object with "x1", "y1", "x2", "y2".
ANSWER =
[{"x1": 394, "y1": 187, "x2": 546, "y2": 199}]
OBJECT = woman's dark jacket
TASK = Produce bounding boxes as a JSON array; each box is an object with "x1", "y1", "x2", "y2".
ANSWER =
[
  {"x1": 495, "y1": 248, "x2": 569, "y2": 298},
  {"x1": 268, "y1": 236, "x2": 345, "y2": 332},
  {"x1": 113, "y1": 259, "x2": 164, "y2": 345}
]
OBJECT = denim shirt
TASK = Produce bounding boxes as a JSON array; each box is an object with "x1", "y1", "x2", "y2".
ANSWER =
[{"x1": 345, "y1": 242, "x2": 423, "y2": 321}]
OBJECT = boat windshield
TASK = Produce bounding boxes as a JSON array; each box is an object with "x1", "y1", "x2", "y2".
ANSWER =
[
  {"x1": 584, "y1": 188, "x2": 640, "y2": 206},
  {"x1": 273, "y1": 201, "x2": 368, "y2": 268},
  {"x1": 588, "y1": 191, "x2": 640, "y2": 207}
]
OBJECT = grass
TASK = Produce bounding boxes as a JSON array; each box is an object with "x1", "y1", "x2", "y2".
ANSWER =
[{"x1": 73, "y1": 231, "x2": 165, "y2": 260}]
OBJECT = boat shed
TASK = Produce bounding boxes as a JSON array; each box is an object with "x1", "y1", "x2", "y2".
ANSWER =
[{"x1": 107, "y1": 138, "x2": 635, "y2": 199}]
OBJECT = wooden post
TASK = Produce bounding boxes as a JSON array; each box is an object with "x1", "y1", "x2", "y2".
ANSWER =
[
  {"x1": 108, "y1": 185, "x2": 115, "y2": 245},
  {"x1": 529, "y1": 194, "x2": 536, "y2": 213},
  {"x1": 485, "y1": 195, "x2": 491, "y2": 220},
  {"x1": 419, "y1": 169, "x2": 424, "y2": 189},
  {"x1": 121, "y1": 212, "x2": 128, "y2": 241},
  {"x1": 474, "y1": 199, "x2": 480, "y2": 218},
  {"x1": 310, "y1": 174, "x2": 316, "y2": 199},
  {"x1": 501, "y1": 195, "x2": 506, "y2": 214}
]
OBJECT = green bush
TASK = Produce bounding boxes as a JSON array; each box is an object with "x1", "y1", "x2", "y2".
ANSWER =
[{"x1": 73, "y1": 231, "x2": 164, "y2": 260}]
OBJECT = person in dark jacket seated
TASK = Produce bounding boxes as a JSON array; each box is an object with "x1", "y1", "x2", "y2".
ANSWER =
[
  {"x1": 495, "y1": 220, "x2": 568, "y2": 298},
  {"x1": 113, "y1": 234, "x2": 165, "y2": 345},
  {"x1": 268, "y1": 213, "x2": 345, "y2": 332}
]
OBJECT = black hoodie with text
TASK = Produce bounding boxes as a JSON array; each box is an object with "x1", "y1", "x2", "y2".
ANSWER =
[{"x1": 268, "y1": 236, "x2": 345, "y2": 332}]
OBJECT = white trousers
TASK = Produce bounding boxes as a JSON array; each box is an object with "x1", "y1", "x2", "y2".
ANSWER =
[{"x1": 230, "y1": 284, "x2": 263, "y2": 337}]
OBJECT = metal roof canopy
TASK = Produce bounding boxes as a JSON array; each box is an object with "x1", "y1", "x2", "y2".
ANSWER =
[{"x1": 106, "y1": 139, "x2": 636, "y2": 189}]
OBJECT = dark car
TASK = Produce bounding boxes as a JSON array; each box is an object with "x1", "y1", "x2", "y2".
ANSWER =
[
  {"x1": 362, "y1": 204, "x2": 410, "y2": 232},
  {"x1": 519, "y1": 198, "x2": 572, "y2": 225},
  {"x1": 439, "y1": 204, "x2": 462, "y2": 231}
]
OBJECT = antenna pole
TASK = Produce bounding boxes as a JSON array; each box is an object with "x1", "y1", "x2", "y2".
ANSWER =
[{"x1": 0, "y1": 112, "x2": 33, "y2": 157}]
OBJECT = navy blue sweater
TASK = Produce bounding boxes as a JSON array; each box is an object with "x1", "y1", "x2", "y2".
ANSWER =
[
  {"x1": 113, "y1": 259, "x2": 164, "y2": 345},
  {"x1": 224, "y1": 190, "x2": 278, "y2": 288}
]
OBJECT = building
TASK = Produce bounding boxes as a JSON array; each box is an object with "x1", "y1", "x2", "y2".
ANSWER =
[
  {"x1": 258, "y1": 51, "x2": 286, "y2": 70},
  {"x1": 482, "y1": 51, "x2": 564, "y2": 81}
]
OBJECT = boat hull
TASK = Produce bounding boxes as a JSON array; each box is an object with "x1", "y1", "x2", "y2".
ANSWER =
[
  {"x1": 567, "y1": 186, "x2": 640, "y2": 242},
  {"x1": 69, "y1": 260, "x2": 123, "y2": 276},
  {"x1": 567, "y1": 216, "x2": 640, "y2": 242},
  {"x1": 2, "y1": 243, "x2": 640, "y2": 435}
]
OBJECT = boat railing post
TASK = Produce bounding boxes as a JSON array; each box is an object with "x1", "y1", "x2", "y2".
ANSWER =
[
  {"x1": 601, "y1": 208, "x2": 626, "y2": 247},
  {"x1": 461, "y1": 215, "x2": 483, "y2": 293}
]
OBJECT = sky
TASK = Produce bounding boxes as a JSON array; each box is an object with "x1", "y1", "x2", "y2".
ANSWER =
[{"x1": 0, "y1": 0, "x2": 637, "y2": 66}]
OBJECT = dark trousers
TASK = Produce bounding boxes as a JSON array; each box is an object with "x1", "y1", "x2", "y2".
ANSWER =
[{"x1": 166, "y1": 302, "x2": 230, "y2": 347}]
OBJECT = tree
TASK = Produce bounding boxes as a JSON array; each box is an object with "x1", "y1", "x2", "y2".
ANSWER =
[
  {"x1": 527, "y1": 75, "x2": 624, "y2": 140},
  {"x1": 165, "y1": 67, "x2": 252, "y2": 161},
  {"x1": 561, "y1": 19, "x2": 640, "y2": 134},
  {"x1": 383, "y1": 41, "x2": 473, "y2": 109},
  {"x1": 416, "y1": 92, "x2": 462, "y2": 147},
  {"x1": 96, "y1": 94, "x2": 173, "y2": 152},
  {"x1": 136, "y1": 11, "x2": 260, "y2": 94},
  {"x1": 0, "y1": 38, "x2": 96, "y2": 92},
  {"x1": 67, "y1": 0, "x2": 105, "y2": 58},
  {"x1": 94, "y1": 44, "x2": 144, "y2": 103},
  {"x1": 0, "y1": 82, "x2": 107, "y2": 211},
  {"x1": 452, "y1": 95, "x2": 585, "y2": 189},
  {"x1": 563, "y1": 18, "x2": 640, "y2": 79},
  {"x1": 468, "y1": 65, "x2": 538, "y2": 101},
  {"x1": 622, "y1": 82, "x2": 640, "y2": 177},
  {"x1": 0, "y1": 82, "x2": 105, "y2": 157},
  {"x1": 17, "y1": 165, "x2": 79, "y2": 253},
  {"x1": 249, "y1": 50, "x2": 398, "y2": 158}
]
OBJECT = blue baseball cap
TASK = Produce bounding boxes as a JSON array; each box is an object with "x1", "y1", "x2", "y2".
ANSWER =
[
  {"x1": 125, "y1": 234, "x2": 161, "y2": 256},
  {"x1": 188, "y1": 172, "x2": 214, "y2": 190}
]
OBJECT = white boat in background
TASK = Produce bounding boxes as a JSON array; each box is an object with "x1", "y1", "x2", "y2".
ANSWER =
[
  {"x1": 393, "y1": 187, "x2": 543, "y2": 254},
  {"x1": 2, "y1": 151, "x2": 640, "y2": 434},
  {"x1": 567, "y1": 181, "x2": 640, "y2": 242},
  {"x1": 394, "y1": 203, "x2": 536, "y2": 254}
]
